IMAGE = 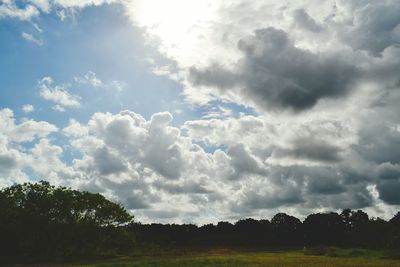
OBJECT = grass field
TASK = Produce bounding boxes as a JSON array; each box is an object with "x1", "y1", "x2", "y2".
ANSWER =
[{"x1": 71, "y1": 250, "x2": 400, "y2": 267}]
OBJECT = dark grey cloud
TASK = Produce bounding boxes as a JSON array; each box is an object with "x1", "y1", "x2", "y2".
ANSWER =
[
  {"x1": 125, "y1": 196, "x2": 151, "y2": 210},
  {"x1": 274, "y1": 138, "x2": 343, "y2": 162},
  {"x1": 356, "y1": 123, "x2": 400, "y2": 165},
  {"x1": 241, "y1": 186, "x2": 304, "y2": 210},
  {"x1": 311, "y1": 185, "x2": 374, "y2": 210},
  {"x1": 377, "y1": 180, "x2": 400, "y2": 205},
  {"x1": 263, "y1": 165, "x2": 373, "y2": 210},
  {"x1": 307, "y1": 175, "x2": 345, "y2": 195},
  {"x1": 291, "y1": 139, "x2": 342, "y2": 162},
  {"x1": 190, "y1": 27, "x2": 358, "y2": 112},
  {"x1": 340, "y1": 167, "x2": 371, "y2": 186},
  {"x1": 377, "y1": 163, "x2": 400, "y2": 180},
  {"x1": 153, "y1": 180, "x2": 213, "y2": 195},
  {"x1": 343, "y1": 188, "x2": 374, "y2": 209},
  {"x1": 189, "y1": 63, "x2": 238, "y2": 90}
]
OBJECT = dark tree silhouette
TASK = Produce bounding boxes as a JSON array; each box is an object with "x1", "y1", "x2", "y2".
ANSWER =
[
  {"x1": 235, "y1": 218, "x2": 272, "y2": 246},
  {"x1": 340, "y1": 209, "x2": 370, "y2": 246},
  {"x1": 132, "y1": 210, "x2": 400, "y2": 251},
  {"x1": 2, "y1": 181, "x2": 400, "y2": 264},
  {"x1": 271, "y1": 213, "x2": 302, "y2": 246},
  {"x1": 303, "y1": 212, "x2": 344, "y2": 246},
  {"x1": 0, "y1": 181, "x2": 135, "y2": 264},
  {"x1": 390, "y1": 212, "x2": 400, "y2": 225},
  {"x1": 389, "y1": 212, "x2": 400, "y2": 247}
]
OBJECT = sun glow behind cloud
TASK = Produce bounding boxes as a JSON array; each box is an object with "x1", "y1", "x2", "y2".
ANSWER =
[{"x1": 125, "y1": 1, "x2": 231, "y2": 68}]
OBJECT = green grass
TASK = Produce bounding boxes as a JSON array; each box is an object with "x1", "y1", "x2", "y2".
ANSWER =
[
  {"x1": 69, "y1": 250, "x2": 400, "y2": 267},
  {"x1": 334, "y1": 248, "x2": 385, "y2": 258}
]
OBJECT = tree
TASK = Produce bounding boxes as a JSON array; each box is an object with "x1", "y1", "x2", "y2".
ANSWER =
[
  {"x1": 390, "y1": 212, "x2": 400, "y2": 225},
  {"x1": 389, "y1": 212, "x2": 400, "y2": 247},
  {"x1": 303, "y1": 212, "x2": 344, "y2": 246},
  {"x1": 0, "y1": 181, "x2": 135, "y2": 263},
  {"x1": 235, "y1": 218, "x2": 272, "y2": 246},
  {"x1": 340, "y1": 209, "x2": 370, "y2": 246},
  {"x1": 271, "y1": 213, "x2": 302, "y2": 246}
]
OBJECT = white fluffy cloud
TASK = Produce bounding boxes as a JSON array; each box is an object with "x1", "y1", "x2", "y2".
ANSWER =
[
  {"x1": 0, "y1": 108, "x2": 58, "y2": 186},
  {"x1": 60, "y1": 110, "x2": 232, "y2": 222},
  {"x1": 1, "y1": 105, "x2": 400, "y2": 223},
  {"x1": 0, "y1": 108, "x2": 58, "y2": 143},
  {"x1": 39, "y1": 76, "x2": 81, "y2": 111}
]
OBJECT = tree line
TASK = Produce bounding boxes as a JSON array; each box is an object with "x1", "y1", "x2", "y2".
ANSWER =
[
  {"x1": 132, "y1": 210, "x2": 400, "y2": 249},
  {"x1": 1, "y1": 181, "x2": 400, "y2": 264}
]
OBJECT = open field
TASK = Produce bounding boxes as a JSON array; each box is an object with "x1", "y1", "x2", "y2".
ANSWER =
[{"x1": 70, "y1": 250, "x2": 400, "y2": 267}]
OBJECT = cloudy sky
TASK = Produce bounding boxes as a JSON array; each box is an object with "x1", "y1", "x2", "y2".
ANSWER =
[{"x1": 1, "y1": 0, "x2": 400, "y2": 224}]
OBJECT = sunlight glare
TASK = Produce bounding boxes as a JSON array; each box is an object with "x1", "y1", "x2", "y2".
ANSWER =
[{"x1": 126, "y1": 0, "x2": 219, "y2": 67}]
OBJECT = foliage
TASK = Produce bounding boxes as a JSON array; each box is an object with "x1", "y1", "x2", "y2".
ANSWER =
[
  {"x1": 0, "y1": 181, "x2": 135, "y2": 264},
  {"x1": 131, "y1": 209, "x2": 400, "y2": 250}
]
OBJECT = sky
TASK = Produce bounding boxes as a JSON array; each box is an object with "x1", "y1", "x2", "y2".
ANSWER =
[{"x1": 1, "y1": 0, "x2": 400, "y2": 224}]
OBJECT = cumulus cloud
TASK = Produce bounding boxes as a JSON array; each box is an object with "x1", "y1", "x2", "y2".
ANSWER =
[
  {"x1": 74, "y1": 111, "x2": 186, "y2": 180},
  {"x1": 1, "y1": 105, "x2": 400, "y2": 222},
  {"x1": 0, "y1": 108, "x2": 58, "y2": 186},
  {"x1": 61, "y1": 110, "x2": 358, "y2": 221},
  {"x1": 0, "y1": 108, "x2": 58, "y2": 143},
  {"x1": 190, "y1": 27, "x2": 358, "y2": 112},
  {"x1": 182, "y1": 109, "x2": 391, "y2": 216},
  {"x1": 60, "y1": 111, "x2": 233, "y2": 222},
  {"x1": 337, "y1": 0, "x2": 400, "y2": 56},
  {"x1": 39, "y1": 76, "x2": 81, "y2": 111}
]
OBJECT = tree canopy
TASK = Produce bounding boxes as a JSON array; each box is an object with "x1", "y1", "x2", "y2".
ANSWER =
[{"x1": 0, "y1": 181, "x2": 135, "y2": 264}]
